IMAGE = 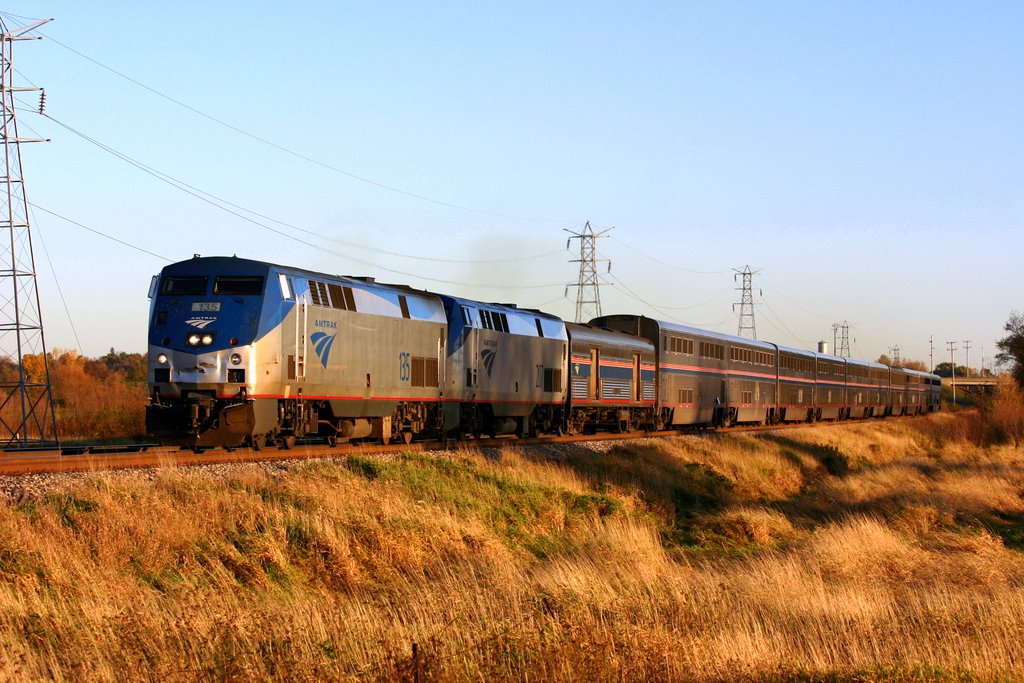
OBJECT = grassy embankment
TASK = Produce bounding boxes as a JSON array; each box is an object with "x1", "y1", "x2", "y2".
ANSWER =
[{"x1": 2, "y1": 387, "x2": 1024, "y2": 681}]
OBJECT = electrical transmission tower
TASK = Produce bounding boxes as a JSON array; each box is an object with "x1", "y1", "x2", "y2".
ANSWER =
[
  {"x1": 565, "y1": 221, "x2": 611, "y2": 323},
  {"x1": 832, "y1": 321, "x2": 851, "y2": 357},
  {"x1": 889, "y1": 345, "x2": 901, "y2": 367},
  {"x1": 0, "y1": 17, "x2": 58, "y2": 448},
  {"x1": 732, "y1": 266, "x2": 761, "y2": 339}
]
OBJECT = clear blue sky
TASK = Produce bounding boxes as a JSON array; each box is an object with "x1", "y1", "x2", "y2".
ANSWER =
[{"x1": 2, "y1": 1, "x2": 1021, "y2": 370}]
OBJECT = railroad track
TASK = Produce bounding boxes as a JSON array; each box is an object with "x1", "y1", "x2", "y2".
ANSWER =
[{"x1": 0, "y1": 416, "x2": 914, "y2": 477}]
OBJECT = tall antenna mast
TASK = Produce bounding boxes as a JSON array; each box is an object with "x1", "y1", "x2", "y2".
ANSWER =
[
  {"x1": 565, "y1": 221, "x2": 611, "y2": 323},
  {"x1": 732, "y1": 265, "x2": 760, "y2": 339},
  {"x1": 0, "y1": 16, "x2": 59, "y2": 448}
]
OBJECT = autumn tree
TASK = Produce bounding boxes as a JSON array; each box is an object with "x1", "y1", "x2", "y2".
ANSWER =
[
  {"x1": 876, "y1": 355, "x2": 929, "y2": 372},
  {"x1": 996, "y1": 311, "x2": 1024, "y2": 387}
]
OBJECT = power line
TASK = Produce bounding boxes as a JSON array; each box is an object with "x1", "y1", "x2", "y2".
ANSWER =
[
  {"x1": 759, "y1": 297, "x2": 812, "y2": 349},
  {"x1": 30, "y1": 204, "x2": 172, "y2": 261},
  {"x1": 32, "y1": 116, "x2": 563, "y2": 290},
  {"x1": 32, "y1": 28, "x2": 571, "y2": 224},
  {"x1": 28, "y1": 206, "x2": 83, "y2": 352},
  {"x1": 758, "y1": 274, "x2": 833, "y2": 320},
  {"x1": 37, "y1": 112, "x2": 564, "y2": 265},
  {"x1": 610, "y1": 235, "x2": 729, "y2": 275},
  {"x1": 605, "y1": 271, "x2": 734, "y2": 329}
]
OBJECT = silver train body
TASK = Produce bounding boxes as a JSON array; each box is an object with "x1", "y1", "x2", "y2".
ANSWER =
[{"x1": 146, "y1": 257, "x2": 941, "y2": 448}]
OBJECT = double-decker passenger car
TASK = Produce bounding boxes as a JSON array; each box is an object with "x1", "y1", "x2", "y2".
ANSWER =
[
  {"x1": 846, "y1": 358, "x2": 889, "y2": 419},
  {"x1": 902, "y1": 369, "x2": 936, "y2": 416},
  {"x1": 590, "y1": 314, "x2": 778, "y2": 427},
  {"x1": 725, "y1": 335, "x2": 778, "y2": 425},
  {"x1": 776, "y1": 345, "x2": 817, "y2": 423},
  {"x1": 814, "y1": 353, "x2": 847, "y2": 421}
]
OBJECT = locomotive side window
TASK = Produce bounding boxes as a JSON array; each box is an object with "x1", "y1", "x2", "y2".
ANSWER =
[
  {"x1": 278, "y1": 274, "x2": 294, "y2": 300},
  {"x1": 213, "y1": 276, "x2": 264, "y2": 295},
  {"x1": 160, "y1": 276, "x2": 208, "y2": 295}
]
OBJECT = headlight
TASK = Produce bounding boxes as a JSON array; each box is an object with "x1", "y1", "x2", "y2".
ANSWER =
[
  {"x1": 156, "y1": 353, "x2": 168, "y2": 364},
  {"x1": 201, "y1": 334, "x2": 214, "y2": 346},
  {"x1": 230, "y1": 353, "x2": 242, "y2": 365},
  {"x1": 187, "y1": 334, "x2": 201, "y2": 346}
]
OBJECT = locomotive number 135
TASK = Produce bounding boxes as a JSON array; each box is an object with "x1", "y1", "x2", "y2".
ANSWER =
[{"x1": 398, "y1": 352, "x2": 411, "y2": 382}]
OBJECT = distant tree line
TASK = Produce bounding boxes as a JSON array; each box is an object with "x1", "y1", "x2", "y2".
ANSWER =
[
  {"x1": 0, "y1": 348, "x2": 147, "y2": 441},
  {"x1": 875, "y1": 355, "x2": 930, "y2": 372}
]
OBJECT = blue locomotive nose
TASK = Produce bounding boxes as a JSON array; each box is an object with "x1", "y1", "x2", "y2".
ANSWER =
[
  {"x1": 149, "y1": 269, "x2": 266, "y2": 352},
  {"x1": 147, "y1": 259, "x2": 273, "y2": 448}
]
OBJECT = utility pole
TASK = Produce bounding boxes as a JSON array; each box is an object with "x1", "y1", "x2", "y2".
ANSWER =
[
  {"x1": 832, "y1": 322, "x2": 851, "y2": 357},
  {"x1": 732, "y1": 265, "x2": 761, "y2": 339},
  {"x1": 0, "y1": 16, "x2": 59, "y2": 448},
  {"x1": 962, "y1": 340, "x2": 971, "y2": 378},
  {"x1": 947, "y1": 341, "x2": 957, "y2": 405},
  {"x1": 929, "y1": 335, "x2": 934, "y2": 373},
  {"x1": 565, "y1": 221, "x2": 611, "y2": 323}
]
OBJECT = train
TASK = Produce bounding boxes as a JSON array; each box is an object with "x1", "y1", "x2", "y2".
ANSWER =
[{"x1": 146, "y1": 256, "x2": 942, "y2": 449}]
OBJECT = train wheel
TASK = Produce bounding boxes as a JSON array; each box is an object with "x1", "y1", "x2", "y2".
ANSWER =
[
  {"x1": 279, "y1": 435, "x2": 296, "y2": 450},
  {"x1": 250, "y1": 434, "x2": 265, "y2": 451}
]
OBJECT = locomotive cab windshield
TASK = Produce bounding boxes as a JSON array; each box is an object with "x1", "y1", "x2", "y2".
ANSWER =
[{"x1": 156, "y1": 275, "x2": 266, "y2": 297}]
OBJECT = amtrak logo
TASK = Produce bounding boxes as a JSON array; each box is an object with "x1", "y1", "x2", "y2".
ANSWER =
[
  {"x1": 480, "y1": 348, "x2": 497, "y2": 377},
  {"x1": 310, "y1": 331, "x2": 337, "y2": 368},
  {"x1": 185, "y1": 318, "x2": 216, "y2": 329}
]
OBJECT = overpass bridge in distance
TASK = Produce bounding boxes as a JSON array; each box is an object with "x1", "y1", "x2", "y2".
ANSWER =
[{"x1": 941, "y1": 376, "x2": 1000, "y2": 395}]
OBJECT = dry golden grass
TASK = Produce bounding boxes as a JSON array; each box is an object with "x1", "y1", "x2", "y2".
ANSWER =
[{"x1": 2, "y1": 407, "x2": 1024, "y2": 681}]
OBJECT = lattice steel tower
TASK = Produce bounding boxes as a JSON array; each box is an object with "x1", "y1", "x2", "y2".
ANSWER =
[
  {"x1": 889, "y1": 345, "x2": 901, "y2": 367},
  {"x1": 0, "y1": 17, "x2": 58, "y2": 447},
  {"x1": 733, "y1": 265, "x2": 760, "y2": 339},
  {"x1": 565, "y1": 221, "x2": 611, "y2": 323},
  {"x1": 832, "y1": 321, "x2": 851, "y2": 357}
]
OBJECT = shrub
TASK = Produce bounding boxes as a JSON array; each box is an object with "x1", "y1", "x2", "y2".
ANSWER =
[{"x1": 983, "y1": 376, "x2": 1024, "y2": 446}]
